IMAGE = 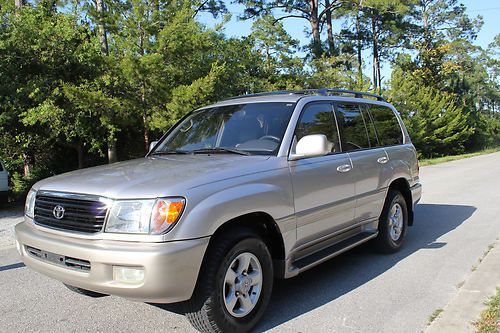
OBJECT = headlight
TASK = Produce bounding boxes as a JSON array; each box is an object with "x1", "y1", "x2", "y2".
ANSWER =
[
  {"x1": 25, "y1": 189, "x2": 37, "y2": 218},
  {"x1": 105, "y1": 197, "x2": 185, "y2": 235}
]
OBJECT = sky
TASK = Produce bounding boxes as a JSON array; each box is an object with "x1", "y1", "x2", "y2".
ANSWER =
[{"x1": 198, "y1": 0, "x2": 499, "y2": 86}]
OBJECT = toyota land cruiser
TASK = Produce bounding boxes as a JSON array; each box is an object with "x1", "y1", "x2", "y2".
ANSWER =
[{"x1": 15, "y1": 89, "x2": 421, "y2": 332}]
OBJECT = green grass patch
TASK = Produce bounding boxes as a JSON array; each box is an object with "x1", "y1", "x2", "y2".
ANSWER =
[
  {"x1": 475, "y1": 288, "x2": 500, "y2": 333},
  {"x1": 419, "y1": 148, "x2": 500, "y2": 166},
  {"x1": 428, "y1": 308, "x2": 444, "y2": 325}
]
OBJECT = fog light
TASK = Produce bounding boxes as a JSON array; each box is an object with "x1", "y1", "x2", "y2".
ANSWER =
[{"x1": 113, "y1": 266, "x2": 144, "y2": 284}]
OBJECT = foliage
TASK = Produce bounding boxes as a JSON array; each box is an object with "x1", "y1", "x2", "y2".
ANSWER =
[
  {"x1": 0, "y1": 0, "x2": 499, "y2": 198},
  {"x1": 475, "y1": 287, "x2": 500, "y2": 333}
]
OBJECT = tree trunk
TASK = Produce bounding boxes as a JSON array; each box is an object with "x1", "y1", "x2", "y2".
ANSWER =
[
  {"x1": 325, "y1": 0, "x2": 335, "y2": 55},
  {"x1": 96, "y1": 0, "x2": 109, "y2": 56},
  {"x1": 143, "y1": 113, "x2": 150, "y2": 153},
  {"x1": 108, "y1": 139, "x2": 117, "y2": 164},
  {"x1": 14, "y1": 0, "x2": 24, "y2": 8},
  {"x1": 77, "y1": 141, "x2": 85, "y2": 169},
  {"x1": 139, "y1": 25, "x2": 150, "y2": 153},
  {"x1": 23, "y1": 153, "x2": 33, "y2": 178},
  {"x1": 96, "y1": 0, "x2": 114, "y2": 163},
  {"x1": 309, "y1": 0, "x2": 322, "y2": 58},
  {"x1": 371, "y1": 15, "x2": 380, "y2": 93},
  {"x1": 356, "y1": 7, "x2": 363, "y2": 85},
  {"x1": 377, "y1": 54, "x2": 382, "y2": 90}
]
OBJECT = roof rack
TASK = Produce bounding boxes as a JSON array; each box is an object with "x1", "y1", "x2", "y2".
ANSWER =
[{"x1": 224, "y1": 88, "x2": 386, "y2": 102}]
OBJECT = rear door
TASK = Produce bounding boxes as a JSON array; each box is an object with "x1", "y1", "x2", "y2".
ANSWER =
[
  {"x1": 289, "y1": 102, "x2": 356, "y2": 246},
  {"x1": 334, "y1": 102, "x2": 392, "y2": 223}
]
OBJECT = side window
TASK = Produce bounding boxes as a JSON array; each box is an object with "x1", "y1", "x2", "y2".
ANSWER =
[
  {"x1": 0, "y1": 162, "x2": 3, "y2": 172},
  {"x1": 294, "y1": 103, "x2": 340, "y2": 153},
  {"x1": 335, "y1": 103, "x2": 371, "y2": 151},
  {"x1": 369, "y1": 105, "x2": 403, "y2": 146}
]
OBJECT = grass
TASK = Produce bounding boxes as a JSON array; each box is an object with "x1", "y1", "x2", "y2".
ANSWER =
[
  {"x1": 475, "y1": 288, "x2": 500, "y2": 333},
  {"x1": 472, "y1": 243, "x2": 496, "y2": 272},
  {"x1": 428, "y1": 308, "x2": 444, "y2": 325},
  {"x1": 419, "y1": 147, "x2": 500, "y2": 166}
]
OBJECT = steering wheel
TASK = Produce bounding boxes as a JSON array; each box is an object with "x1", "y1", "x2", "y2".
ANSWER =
[{"x1": 259, "y1": 135, "x2": 281, "y2": 143}]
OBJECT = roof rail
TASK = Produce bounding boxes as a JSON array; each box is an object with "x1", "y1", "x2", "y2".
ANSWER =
[
  {"x1": 317, "y1": 88, "x2": 386, "y2": 102},
  {"x1": 223, "y1": 88, "x2": 386, "y2": 102}
]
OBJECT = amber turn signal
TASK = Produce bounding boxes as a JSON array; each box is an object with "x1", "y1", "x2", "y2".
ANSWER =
[{"x1": 151, "y1": 198, "x2": 185, "y2": 234}]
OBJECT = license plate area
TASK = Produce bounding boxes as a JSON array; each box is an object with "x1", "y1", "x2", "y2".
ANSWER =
[{"x1": 26, "y1": 246, "x2": 91, "y2": 272}]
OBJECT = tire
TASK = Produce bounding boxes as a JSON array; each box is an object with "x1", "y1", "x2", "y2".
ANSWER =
[
  {"x1": 64, "y1": 284, "x2": 108, "y2": 298},
  {"x1": 373, "y1": 189, "x2": 408, "y2": 254},
  {"x1": 184, "y1": 229, "x2": 273, "y2": 333}
]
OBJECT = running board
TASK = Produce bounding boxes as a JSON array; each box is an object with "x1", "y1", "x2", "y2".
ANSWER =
[{"x1": 292, "y1": 231, "x2": 378, "y2": 273}]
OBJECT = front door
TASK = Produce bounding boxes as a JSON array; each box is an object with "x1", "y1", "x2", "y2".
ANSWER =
[{"x1": 289, "y1": 102, "x2": 356, "y2": 247}]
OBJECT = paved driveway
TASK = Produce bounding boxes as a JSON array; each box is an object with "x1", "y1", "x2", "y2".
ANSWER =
[{"x1": 1, "y1": 152, "x2": 500, "y2": 332}]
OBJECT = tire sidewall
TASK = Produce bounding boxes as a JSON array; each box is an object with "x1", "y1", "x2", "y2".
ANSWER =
[
  {"x1": 212, "y1": 237, "x2": 273, "y2": 332},
  {"x1": 381, "y1": 191, "x2": 408, "y2": 251}
]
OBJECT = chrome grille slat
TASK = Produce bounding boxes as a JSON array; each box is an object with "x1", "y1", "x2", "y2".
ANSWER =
[{"x1": 34, "y1": 194, "x2": 108, "y2": 234}]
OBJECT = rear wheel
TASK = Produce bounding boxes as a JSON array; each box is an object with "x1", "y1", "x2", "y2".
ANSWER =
[
  {"x1": 374, "y1": 189, "x2": 408, "y2": 253},
  {"x1": 64, "y1": 284, "x2": 108, "y2": 298},
  {"x1": 184, "y1": 229, "x2": 273, "y2": 333}
]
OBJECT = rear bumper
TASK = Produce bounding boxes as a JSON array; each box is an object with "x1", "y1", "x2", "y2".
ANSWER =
[
  {"x1": 15, "y1": 221, "x2": 209, "y2": 303},
  {"x1": 410, "y1": 183, "x2": 422, "y2": 208}
]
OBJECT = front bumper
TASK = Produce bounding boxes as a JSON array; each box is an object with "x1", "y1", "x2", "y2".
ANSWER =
[{"x1": 15, "y1": 222, "x2": 209, "y2": 303}]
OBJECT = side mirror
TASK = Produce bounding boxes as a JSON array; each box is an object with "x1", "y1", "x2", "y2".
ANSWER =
[
  {"x1": 289, "y1": 134, "x2": 331, "y2": 161},
  {"x1": 149, "y1": 141, "x2": 159, "y2": 153}
]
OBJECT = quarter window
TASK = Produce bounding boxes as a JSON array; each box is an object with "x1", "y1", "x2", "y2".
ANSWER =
[
  {"x1": 369, "y1": 105, "x2": 403, "y2": 146},
  {"x1": 294, "y1": 103, "x2": 340, "y2": 153},
  {"x1": 335, "y1": 103, "x2": 371, "y2": 151}
]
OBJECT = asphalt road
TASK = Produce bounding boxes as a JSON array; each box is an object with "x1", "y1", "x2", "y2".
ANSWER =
[{"x1": 1, "y1": 152, "x2": 500, "y2": 333}]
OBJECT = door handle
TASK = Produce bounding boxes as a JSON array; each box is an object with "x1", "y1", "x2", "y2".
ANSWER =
[
  {"x1": 377, "y1": 156, "x2": 388, "y2": 164},
  {"x1": 337, "y1": 164, "x2": 352, "y2": 173}
]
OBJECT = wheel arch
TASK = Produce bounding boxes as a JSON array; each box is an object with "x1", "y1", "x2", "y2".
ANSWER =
[
  {"x1": 201, "y1": 212, "x2": 287, "y2": 279},
  {"x1": 388, "y1": 178, "x2": 414, "y2": 226}
]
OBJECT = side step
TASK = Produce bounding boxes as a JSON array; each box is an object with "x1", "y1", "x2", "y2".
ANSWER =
[{"x1": 292, "y1": 231, "x2": 378, "y2": 273}]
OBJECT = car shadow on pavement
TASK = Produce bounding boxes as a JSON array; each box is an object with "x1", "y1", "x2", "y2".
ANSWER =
[
  {"x1": 150, "y1": 203, "x2": 475, "y2": 331},
  {"x1": 253, "y1": 203, "x2": 476, "y2": 332}
]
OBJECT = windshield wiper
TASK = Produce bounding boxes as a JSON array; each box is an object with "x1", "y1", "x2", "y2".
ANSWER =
[
  {"x1": 191, "y1": 147, "x2": 251, "y2": 156},
  {"x1": 150, "y1": 149, "x2": 191, "y2": 155}
]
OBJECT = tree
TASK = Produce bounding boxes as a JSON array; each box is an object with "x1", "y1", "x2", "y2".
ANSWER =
[
  {"x1": 388, "y1": 60, "x2": 474, "y2": 157},
  {"x1": 0, "y1": 5, "x2": 105, "y2": 174},
  {"x1": 248, "y1": 14, "x2": 304, "y2": 89},
  {"x1": 236, "y1": 0, "x2": 343, "y2": 57},
  {"x1": 339, "y1": 0, "x2": 416, "y2": 92}
]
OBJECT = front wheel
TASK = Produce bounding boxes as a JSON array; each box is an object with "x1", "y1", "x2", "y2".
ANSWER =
[
  {"x1": 184, "y1": 231, "x2": 273, "y2": 333},
  {"x1": 373, "y1": 189, "x2": 408, "y2": 253}
]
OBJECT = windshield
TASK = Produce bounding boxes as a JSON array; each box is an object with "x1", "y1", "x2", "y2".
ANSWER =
[{"x1": 153, "y1": 102, "x2": 296, "y2": 155}]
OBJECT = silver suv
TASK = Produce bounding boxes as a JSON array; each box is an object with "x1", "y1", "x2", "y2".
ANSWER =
[{"x1": 15, "y1": 89, "x2": 421, "y2": 332}]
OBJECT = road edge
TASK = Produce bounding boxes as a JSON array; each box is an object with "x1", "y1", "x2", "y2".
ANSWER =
[{"x1": 426, "y1": 240, "x2": 500, "y2": 333}]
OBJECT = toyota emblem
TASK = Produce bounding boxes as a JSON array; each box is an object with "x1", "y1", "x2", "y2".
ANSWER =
[{"x1": 53, "y1": 205, "x2": 65, "y2": 220}]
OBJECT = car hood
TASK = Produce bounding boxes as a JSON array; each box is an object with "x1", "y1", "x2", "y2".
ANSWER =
[{"x1": 34, "y1": 155, "x2": 273, "y2": 199}]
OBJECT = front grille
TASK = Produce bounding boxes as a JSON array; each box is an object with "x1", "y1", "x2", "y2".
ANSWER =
[{"x1": 34, "y1": 194, "x2": 108, "y2": 233}]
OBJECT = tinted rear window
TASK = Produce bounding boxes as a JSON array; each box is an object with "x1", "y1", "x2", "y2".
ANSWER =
[
  {"x1": 335, "y1": 103, "x2": 371, "y2": 151},
  {"x1": 369, "y1": 105, "x2": 403, "y2": 146}
]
